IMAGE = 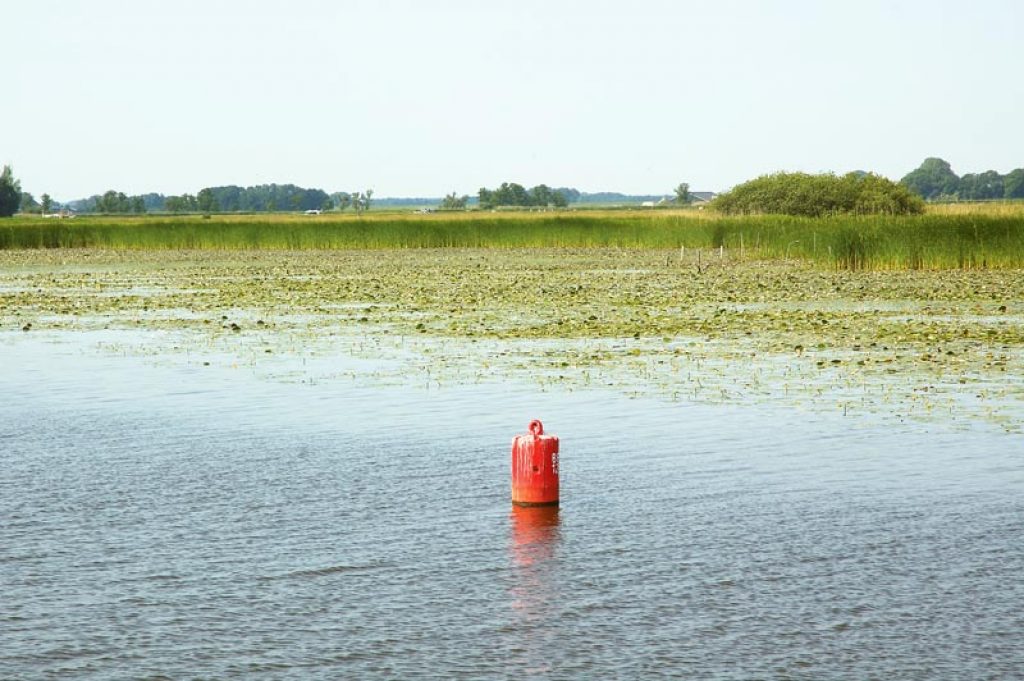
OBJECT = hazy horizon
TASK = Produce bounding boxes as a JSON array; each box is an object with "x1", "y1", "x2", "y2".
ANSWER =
[{"x1": 6, "y1": 0, "x2": 1023, "y2": 201}]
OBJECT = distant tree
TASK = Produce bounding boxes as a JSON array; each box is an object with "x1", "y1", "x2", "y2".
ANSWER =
[
  {"x1": 94, "y1": 190, "x2": 133, "y2": 213},
  {"x1": 135, "y1": 193, "x2": 166, "y2": 212},
  {"x1": 165, "y1": 194, "x2": 197, "y2": 213},
  {"x1": 305, "y1": 188, "x2": 329, "y2": 210},
  {"x1": 212, "y1": 186, "x2": 241, "y2": 211},
  {"x1": 674, "y1": 182, "x2": 691, "y2": 205},
  {"x1": 490, "y1": 182, "x2": 520, "y2": 206},
  {"x1": 352, "y1": 189, "x2": 373, "y2": 214},
  {"x1": 478, "y1": 182, "x2": 568, "y2": 208},
  {"x1": 0, "y1": 166, "x2": 21, "y2": 217},
  {"x1": 957, "y1": 174, "x2": 977, "y2": 200},
  {"x1": 196, "y1": 188, "x2": 219, "y2": 213},
  {"x1": 440, "y1": 192, "x2": 469, "y2": 210},
  {"x1": 900, "y1": 158, "x2": 960, "y2": 200},
  {"x1": 1004, "y1": 169, "x2": 1024, "y2": 199},
  {"x1": 20, "y1": 192, "x2": 40, "y2": 213},
  {"x1": 478, "y1": 187, "x2": 495, "y2": 209},
  {"x1": 199, "y1": 184, "x2": 326, "y2": 212},
  {"x1": 507, "y1": 183, "x2": 529, "y2": 206},
  {"x1": 946, "y1": 169, "x2": 1006, "y2": 201},
  {"x1": 973, "y1": 170, "x2": 1003, "y2": 200},
  {"x1": 131, "y1": 196, "x2": 146, "y2": 214},
  {"x1": 529, "y1": 184, "x2": 552, "y2": 207},
  {"x1": 41, "y1": 193, "x2": 53, "y2": 214},
  {"x1": 553, "y1": 187, "x2": 581, "y2": 204},
  {"x1": 321, "y1": 197, "x2": 334, "y2": 211},
  {"x1": 331, "y1": 192, "x2": 352, "y2": 211}
]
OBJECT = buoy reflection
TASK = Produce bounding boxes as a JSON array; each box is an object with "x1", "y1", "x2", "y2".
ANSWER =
[
  {"x1": 510, "y1": 505, "x2": 561, "y2": 567},
  {"x1": 509, "y1": 505, "x2": 561, "y2": 620}
]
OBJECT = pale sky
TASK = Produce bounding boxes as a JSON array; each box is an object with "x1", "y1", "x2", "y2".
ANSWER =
[{"x1": 5, "y1": 0, "x2": 1023, "y2": 200}]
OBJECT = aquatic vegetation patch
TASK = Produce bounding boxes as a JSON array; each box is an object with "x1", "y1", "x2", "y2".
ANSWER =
[{"x1": 1, "y1": 248, "x2": 1022, "y2": 431}]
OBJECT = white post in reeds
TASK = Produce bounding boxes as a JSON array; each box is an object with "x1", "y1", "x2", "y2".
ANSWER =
[{"x1": 679, "y1": 245, "x2": 685, "y2": 263}]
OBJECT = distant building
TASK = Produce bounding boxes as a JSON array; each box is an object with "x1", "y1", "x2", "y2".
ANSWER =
[
  {"x1": 43, "y1": 209, "x2": 76, "y2": 219},
  {"x1": 644, "y1": 192, "x2": 717, "y2": 207}
]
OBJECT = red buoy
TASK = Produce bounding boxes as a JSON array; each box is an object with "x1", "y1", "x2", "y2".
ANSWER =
[{"x1": 511, "y1": 419, "x2": 559, "y2": 506}]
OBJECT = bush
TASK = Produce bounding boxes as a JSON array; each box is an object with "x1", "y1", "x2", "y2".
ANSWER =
[{"x1": 712, "y1": 171, "x2": 924, "y2": 217}]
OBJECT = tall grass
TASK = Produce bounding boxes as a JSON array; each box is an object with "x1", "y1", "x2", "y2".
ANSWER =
[
  {"x1": 1, "y1": 211, "x2": 1022, "y2": 270},
  {"x1": 925, "y1": 200, "x2": 1024, "y2": 217}
]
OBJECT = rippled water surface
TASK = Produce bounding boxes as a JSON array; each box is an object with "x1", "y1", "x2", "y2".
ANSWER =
[{"x1": 2, "y1": 332, "x2": 1023, "y2": 679}]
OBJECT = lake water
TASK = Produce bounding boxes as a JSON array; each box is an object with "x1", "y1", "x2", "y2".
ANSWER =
[{"x1": 2, "y1": 331, "x2": 1023, "y2": 679}]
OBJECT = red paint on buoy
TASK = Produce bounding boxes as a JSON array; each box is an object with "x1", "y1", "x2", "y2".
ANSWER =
[{"x1": 511, "y1": 419, "x2": 559, "y2": 506}]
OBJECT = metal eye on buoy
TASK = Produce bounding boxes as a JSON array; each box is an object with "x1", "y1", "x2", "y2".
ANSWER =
[{"x1": 511, "y1": 419, "x2": 559, "y2": 506}]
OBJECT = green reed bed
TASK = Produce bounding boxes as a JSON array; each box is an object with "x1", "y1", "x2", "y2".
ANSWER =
[
  {"x1": 2, "y1": 212, "x2": 1022, "y2": 270},
  {"x1": 709, "y1": 215, "x2": 1024, "y2": 270},
  {"x1": 0, "y1": 214, "x2": 686, "y2": 251}
]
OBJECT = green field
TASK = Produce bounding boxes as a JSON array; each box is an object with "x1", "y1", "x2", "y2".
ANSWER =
[{"x1": 3, "y1": 207, "x2": 1023, "y2": 270}]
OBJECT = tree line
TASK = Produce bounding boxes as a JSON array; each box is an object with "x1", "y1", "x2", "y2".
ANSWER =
[
  {"x1": 477, "y1": 183, "x2": 569, "y2": 209},
  {"x1": 59, "y1": 185, "x2": 374, "y2": 214},
  {"x1": 5, "y1": 158, "x2": 1023, "y2": 220},
  {"x1": 900, "y1": 158, "x2": 1024, "y2": 201}
]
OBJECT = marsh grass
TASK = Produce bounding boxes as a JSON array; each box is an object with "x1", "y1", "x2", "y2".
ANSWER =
[
  {"x1": 926, "y1": 201, "x2": 1024, "y2": 217},
  {"x1": 2, "y1": 209, "x2": 1022, "y2": 270}
]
